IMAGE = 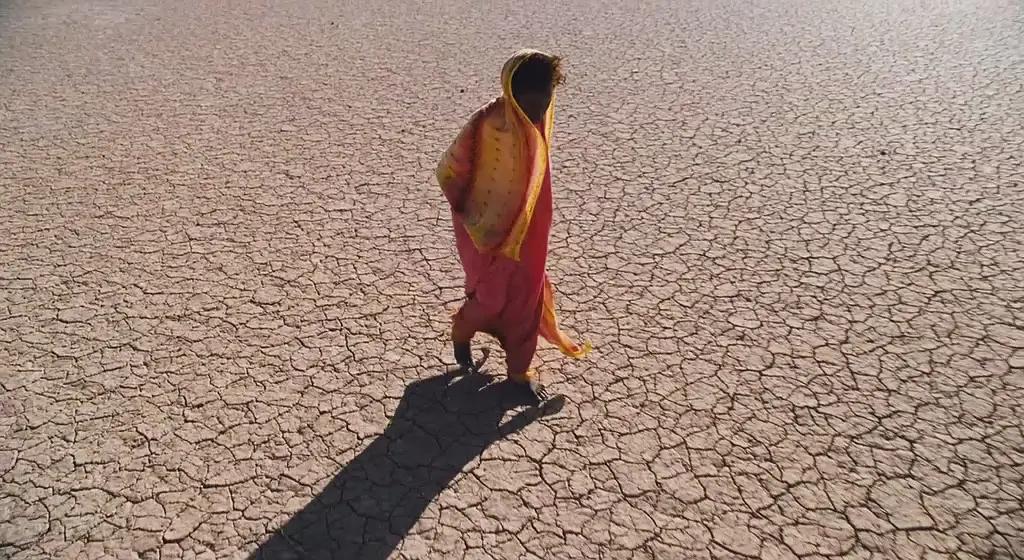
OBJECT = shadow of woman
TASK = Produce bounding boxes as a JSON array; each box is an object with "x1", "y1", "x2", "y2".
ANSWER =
[{"x1": 250, "y1": 372, "x2": 563, "y2": 560}]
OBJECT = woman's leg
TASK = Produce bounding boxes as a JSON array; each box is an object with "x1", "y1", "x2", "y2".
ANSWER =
[
  {"x1": 503, "y1": 304, "x2": 548, "y2": 399},
  {"x1": 451, "y1": 295, "x2": 496, "y2": 371},
  {"x1": 505, "y1": 331, "x2": 539, "y2": 384}
]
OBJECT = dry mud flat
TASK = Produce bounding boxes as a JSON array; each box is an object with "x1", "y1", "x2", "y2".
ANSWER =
[{"x1": 1, "y1": 0, "x2": 1021, "y2": 558}]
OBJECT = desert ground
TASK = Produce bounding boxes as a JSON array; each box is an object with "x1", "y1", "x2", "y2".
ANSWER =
[{"x1": 1, "y1": 0, "x2": 1022, "y2": 558}]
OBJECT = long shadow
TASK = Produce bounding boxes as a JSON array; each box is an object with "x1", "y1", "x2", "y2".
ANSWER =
[{"x1": 250, "y1": 372, "x2": 561, "y2": 560}]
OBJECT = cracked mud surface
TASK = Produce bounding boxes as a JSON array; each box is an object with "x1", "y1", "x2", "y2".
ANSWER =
[{"x1": 2, "y1": 0, "x2": 1023, "y2": 558}]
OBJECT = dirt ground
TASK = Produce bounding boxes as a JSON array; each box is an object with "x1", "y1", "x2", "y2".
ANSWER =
[{"x1": 1, "y1": 0, "x2": 1022, "y2": 558}]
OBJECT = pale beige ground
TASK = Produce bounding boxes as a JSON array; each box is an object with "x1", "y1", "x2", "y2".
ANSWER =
[{"x1": 2, "y1": 0, "x2": 1023, "y2": 559}]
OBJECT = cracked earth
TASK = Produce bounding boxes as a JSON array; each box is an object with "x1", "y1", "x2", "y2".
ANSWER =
[{"x1": 2, "y1": 0, "x2": 1023, "y2": 559}]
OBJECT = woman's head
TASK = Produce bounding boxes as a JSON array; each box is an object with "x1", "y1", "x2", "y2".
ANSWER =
[{"x1": 507, "y1": 52, "x2": 564, "y2": 123}]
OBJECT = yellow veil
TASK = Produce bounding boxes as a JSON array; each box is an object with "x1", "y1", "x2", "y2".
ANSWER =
[{"x1": 457, "y1": 49, "x2": 556, "y2": 261}]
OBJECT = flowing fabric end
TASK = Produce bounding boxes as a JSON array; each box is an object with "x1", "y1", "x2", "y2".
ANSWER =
[{"x1": 538, "y1": 277, "x2": 591, "y2": 359}]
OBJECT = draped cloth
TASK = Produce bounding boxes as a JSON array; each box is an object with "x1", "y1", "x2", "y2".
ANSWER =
[{"x1": 436, "y1": 49, "x2": 590, "y2": 375}]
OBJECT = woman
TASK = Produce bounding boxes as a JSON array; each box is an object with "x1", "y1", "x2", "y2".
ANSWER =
[{"x1": 436, "y1": 49, "x2": 590, "y2": 400}]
